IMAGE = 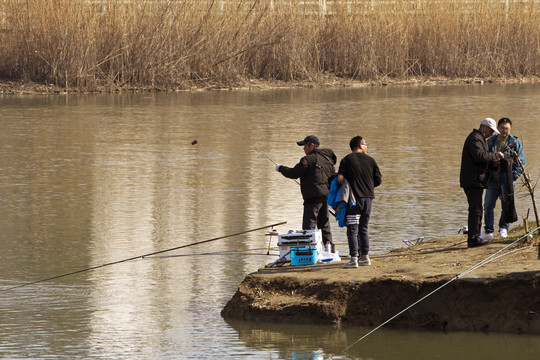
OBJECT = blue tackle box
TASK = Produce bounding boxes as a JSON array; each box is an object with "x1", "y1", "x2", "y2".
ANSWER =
[{"x1": 290, "y1": 247, "x2": 318, "y2": 266}]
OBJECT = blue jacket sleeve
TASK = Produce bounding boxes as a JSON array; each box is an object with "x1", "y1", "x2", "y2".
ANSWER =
[
  {"x1": 511, "y1": 137, "x2": 526, "y2": 181},
  {"x1": 336, "y1": 203, "x2": 347, "y2": 227},
  {"x1": 327, "y1": 177, "x2": 341, "y2": 209}
]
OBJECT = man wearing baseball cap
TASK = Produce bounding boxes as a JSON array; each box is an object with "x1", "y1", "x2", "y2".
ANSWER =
[
  {"x1": 276, "y1": 135, "x2": 337, "y2": 250},
  {"x1": 460, "y1": 118, "x2": 504, "y2": 248}
]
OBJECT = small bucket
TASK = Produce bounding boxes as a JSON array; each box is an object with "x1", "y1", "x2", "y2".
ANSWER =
[{"x1": 290, "y1": 247, "x2": 318, "y2": 266}]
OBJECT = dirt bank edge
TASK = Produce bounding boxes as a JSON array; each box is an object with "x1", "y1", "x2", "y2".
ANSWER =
[
  {"x1": 222, "y1": 271, "x2": 540, "y2": 334},
  {"x1": 2, "y1": 76, "x2": 540, "y2": 94},
  {"x1": 222, "y1": 235, "x2": 540, "y2": 334}
]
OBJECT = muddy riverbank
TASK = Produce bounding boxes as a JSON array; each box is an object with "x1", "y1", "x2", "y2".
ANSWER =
[
  {"x1": 2, "y1": 76, "x2": 540, "y2": 95},
  {"x1": 222, "y1": 231, "x2": 540, "y2": 334}
]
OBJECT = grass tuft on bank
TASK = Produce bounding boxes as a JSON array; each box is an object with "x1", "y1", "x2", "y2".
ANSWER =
[{"x1": 1, "y1": 0, "x2": 540, "y2": 91}]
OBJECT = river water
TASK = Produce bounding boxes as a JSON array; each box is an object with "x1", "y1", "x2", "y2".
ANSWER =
[{"x1": 1, "y1": 84, "x2": 539, "y2": 359}]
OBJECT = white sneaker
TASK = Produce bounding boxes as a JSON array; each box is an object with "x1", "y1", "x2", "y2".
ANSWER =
[
  {"x1": 358, "y1": 254, "x2": 371, "y2": 266},
  {"x1": 344, "y1": 257, "x2": 358, "y2": 268},
  {"x1": 480, "y1": 231, "x2": 494, "y2": 241},
  {"x1": 499, "y1": 228, "x2": 508, "y2": 238}
]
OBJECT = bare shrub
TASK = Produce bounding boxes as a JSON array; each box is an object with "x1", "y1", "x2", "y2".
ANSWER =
[{"x1": 1, "y1": 0, "x2": 539, "y2": 90}]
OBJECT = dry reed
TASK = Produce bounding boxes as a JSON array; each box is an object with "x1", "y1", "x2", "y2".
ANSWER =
[{"x1": 1, "y1": 0, "x2": 539, "y2": 91}]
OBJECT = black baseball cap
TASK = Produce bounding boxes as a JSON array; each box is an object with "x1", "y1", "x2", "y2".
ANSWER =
[{"x1": 297, "y1": 135, "x2": 320, "y2": 146}]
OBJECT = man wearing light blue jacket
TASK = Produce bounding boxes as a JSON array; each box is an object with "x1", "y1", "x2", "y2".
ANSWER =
[{"x1": 481, "y1": 117, "x2": 526, "y2": 240}]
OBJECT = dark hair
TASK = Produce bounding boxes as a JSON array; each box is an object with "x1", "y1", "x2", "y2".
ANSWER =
[
  {"x1": 498, "y1": 117, "x2": 512, "y2": 127},
  {"x1": 349, "y1": 136, "x2": 364, "y2": 151}
]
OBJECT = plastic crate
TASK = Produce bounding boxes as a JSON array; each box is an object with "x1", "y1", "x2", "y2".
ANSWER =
[
  {"x1": 290, "y1": 247, "x2": 318, "y2": 266},
  {"x1": 278, "y1": 229, "x2": 322, "y2": 261}
]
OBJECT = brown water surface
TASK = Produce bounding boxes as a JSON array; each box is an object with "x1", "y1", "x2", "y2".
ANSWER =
[{"x1": 1, "y1": 84, "x2": 539, "y2": 359}]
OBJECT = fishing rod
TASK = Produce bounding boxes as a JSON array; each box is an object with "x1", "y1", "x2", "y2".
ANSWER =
[
  {"x1": 0, "y1": 221, "x2": 286, "y2": 293},
  {"x1": 228, "y1": 126, "x2": 301, "y2": 186},
  {"x1": 227, "y1": 124, "x2": 337, "y2": 217},
  {"x1": 343, "y1": 225, "x2": 540, "y2": 353},
  {"x1": 229, "y1": 127, "x2": 279, "y2": 166},
  {"x1": 501, "y1": 141, "x2": 539, "y2": 235}
]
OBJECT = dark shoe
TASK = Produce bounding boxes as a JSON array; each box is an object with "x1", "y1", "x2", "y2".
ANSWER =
[{"x1": 468, "y1": 237, "x2": 491, "y2": 248}]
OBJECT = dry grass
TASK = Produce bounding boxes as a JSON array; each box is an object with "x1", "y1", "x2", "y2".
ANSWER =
[{"x1": 1, "y1": 0, "x2": 539, "y2": 91}]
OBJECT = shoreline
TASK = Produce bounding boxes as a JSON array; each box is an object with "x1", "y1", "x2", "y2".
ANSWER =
[
  {"x1": 2, "y1": 76, "x2": 540, "y2": 95},
  {"x1": 221, "y1": 230, "x2": 540, "y2": 334}
]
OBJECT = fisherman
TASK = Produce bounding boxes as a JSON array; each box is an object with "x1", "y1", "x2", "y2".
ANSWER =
[
  {"x1": 480, "y1": 117, "x2": 525, "y2": 240},
  {"x1": 460, "y1": 118, "x2": 504, "y2": 248},
  {"x1": 275, "y1": 135, "x2": 337, "y2": 250},
  {"x1": 337, "y1": 136, "x2": 381, "y2": 268}
]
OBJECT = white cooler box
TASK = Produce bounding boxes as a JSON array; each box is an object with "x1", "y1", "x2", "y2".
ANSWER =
[{"x1": 277, "y1": 229, "x2": 323, "y2": 261}]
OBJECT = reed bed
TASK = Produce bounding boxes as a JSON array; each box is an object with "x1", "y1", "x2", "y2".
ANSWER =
[{"x1": 1, "y1": 0, "x2": 539, "y2": 91}]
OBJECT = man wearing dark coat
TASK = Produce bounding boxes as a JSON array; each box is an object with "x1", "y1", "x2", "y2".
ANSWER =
[
  {"x1": 460, "y1": 118, "x2": 504, "y2": 248},
  {"x1": 276, "y1": 135, "x2": 337, "y2": 249},
  {"x1": 338, "y1": 136, "x2": 381, "y2": 268}
]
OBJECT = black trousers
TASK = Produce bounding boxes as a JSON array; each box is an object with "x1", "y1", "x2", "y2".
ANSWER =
[
  {"x1": 464, "y1": 187, "x2": 484, "y2": 241},
  {"x1": 303, "y1": 200, "x2": 333, "y2": 245},
  {"x1": 345, "y1": 198, "x2": 373, "y2": 257}
]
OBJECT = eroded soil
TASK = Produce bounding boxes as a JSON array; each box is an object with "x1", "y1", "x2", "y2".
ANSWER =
[{"x1": 222, "y1": 232, "x2": 540, "y2": 334}]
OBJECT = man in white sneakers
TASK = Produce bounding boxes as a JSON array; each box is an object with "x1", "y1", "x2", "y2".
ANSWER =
[
  {"x1": 337, "y1": 136, "x2": 381, "y2": 268},
  {"x1": 481, "y1": 117, "x2": 526, "y2": 240}
]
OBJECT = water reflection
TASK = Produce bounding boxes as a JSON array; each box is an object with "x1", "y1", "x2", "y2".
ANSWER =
[
  {"x1": 226, "y1": 319, "x2": 540, "y2": 360},
  {"x1": 1, "y1": 84, "x2": 539, "y2": 359}
]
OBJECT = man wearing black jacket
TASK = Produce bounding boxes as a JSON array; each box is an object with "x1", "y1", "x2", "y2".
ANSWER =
[
  {"x1": 276, "y1": 135, "x2": 337, "y2": 249},
  {"x1": 338, "y1": 136, "x2": 381, "y2": 268},
  {"x1": 460, "y1": 118, "x2": 504, "y2": 248}
]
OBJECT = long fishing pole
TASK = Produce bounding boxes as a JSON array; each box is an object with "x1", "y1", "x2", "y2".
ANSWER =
[
  {"x1": 343, "y1": 225, "x2": 540, "y2": 353},
  {"x1": 228, "y1": 126, "x2": 301, "y2": 186},
  {"x1": 227, "y1": 125, "x2": 337, "y2": 217},
  {"x1": 229, "y1": 127, "x2": 279, "y2": 166},
  {"x1": 0, "y1": 221, "x2": 286, "y2": 293},
  {"x1": 502, "y1": 141, "x2": 539, "y2": 235}
]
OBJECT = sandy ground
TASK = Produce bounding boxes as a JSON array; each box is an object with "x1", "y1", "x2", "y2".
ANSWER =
[
  {"x1": 222, "y1": 229, "x2": 540, "y2": 334},
  {"x1": 258, "y1": 231, "x2": 540, "y2": 283}
]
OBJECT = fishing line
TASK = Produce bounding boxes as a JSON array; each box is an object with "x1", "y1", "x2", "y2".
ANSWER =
[
  {"x1": 228, "y1": 125, "x2": 301, "y2": 186},
  {"x1": 0, "y1": 221, "x2": 286, "y2": 293},
  {"x1": 343, "y1": 225, "x2": 540, "y2": 353},
  {"x1": 229, "y1": 126, "x2": 279, "y2": 166},
  {"x1": 460, "y1": 244, "x2": 535, "y2": 274},
  {"x1": 146, "y1": 252, "x2": 277, "y2": 259},
  {"x1": 144, "y1": 246, "x2": 281, "y2": 259}
]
